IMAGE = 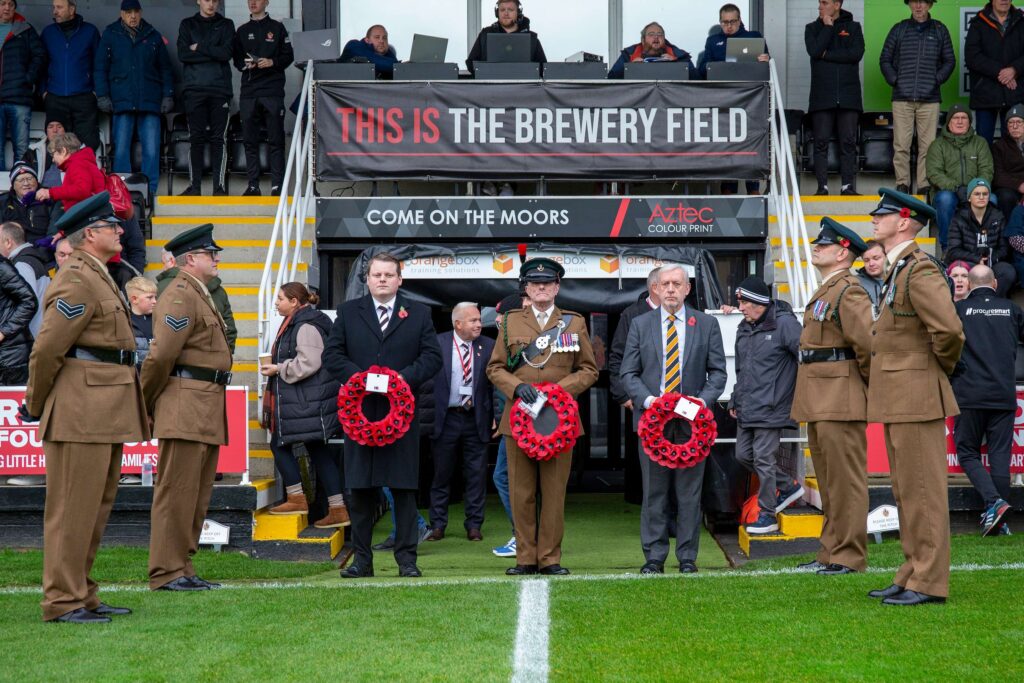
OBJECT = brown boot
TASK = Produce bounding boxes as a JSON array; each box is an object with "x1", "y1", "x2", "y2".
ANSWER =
[
  {"x1": 314, "y1": 504, "x2": 351, "y2": 528},
  {"x1": 269, "y1": 493, "x2": 309, "y2": 515}
]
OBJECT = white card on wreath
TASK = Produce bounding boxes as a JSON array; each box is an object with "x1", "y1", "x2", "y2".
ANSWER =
[
  {"x1": 366, "y1": 373, "x2": 390, "y2": 393},
  {"x1": 518, "y1": 392, "x2": 547, "y2": 418},
  {"x1": 673, "y1": 396, "x2": 700, "y2": 420}
]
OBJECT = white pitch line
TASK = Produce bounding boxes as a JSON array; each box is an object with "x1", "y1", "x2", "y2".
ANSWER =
[
  {"x1": 0, "y1": 561, "x2": 1022, "y2": 596},
  {"x1": 511, "y1": 580, "x2": 550, "y2": 683}
]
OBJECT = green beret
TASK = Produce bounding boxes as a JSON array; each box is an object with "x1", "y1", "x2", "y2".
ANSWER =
[
  {"x1": 869, "y1": 187, "x2": 936, "y2": 224},
  {"x1": 51, "y1": 191, "x2": 120, "y2": 236},
  {"x1": 519, "y1": 257, "x2": 564, "y2": 283},
  {"x1": 164, "y1": 223, "x2": 223, "y2": 257},
  {"x1": 812, "y1": 217, "x2": 870, "y2": 256}
]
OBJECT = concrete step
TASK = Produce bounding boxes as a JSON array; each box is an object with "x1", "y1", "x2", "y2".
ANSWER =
[
  {"x1": 155, "y1": 195, "x2": 296, "y2": 217},
  {"x1": 143, "y1": 261, "x2": 308, "y2": 285},
  {"x1": 145, "y1": 244, "x2": 313, "y2": 270},
  {"x1": 150, "y1": 216, "x2": 315, "y2": 241}
]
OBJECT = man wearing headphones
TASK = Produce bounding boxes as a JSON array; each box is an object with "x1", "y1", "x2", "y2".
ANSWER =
[
  {"x1": 467, "y1": 0, "x2": 546, "y2": 75},
  {"x1": 608, "y1": 21, "x2": 695, "y2": 79}
]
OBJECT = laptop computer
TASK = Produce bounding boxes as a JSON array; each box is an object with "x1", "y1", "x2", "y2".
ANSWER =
[
  {"x1": 409, "y1": 34, "x2": 448, "y2": 63},
  {"x1": 485, "y1": 33, "x2": 532, "y2": 62},
  {"x1": 291, "y1": 29, "x2": 341, "y2": 63},
  {"x1": 725, "y1": 37, "x2": 766, "y2": 63}
]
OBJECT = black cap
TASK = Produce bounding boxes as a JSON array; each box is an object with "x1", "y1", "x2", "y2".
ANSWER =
[
  {"x1": 496, "y1": 292, "x2": 524, "y2": 313},
  {"x1": 519, "y1": 257, "x2": 564, "y2": 283},
  {"x1": 869, "y1": 187, "x2": 936, "y2": 224},
  {"x1": 51, "y1": 191, "x2": 121, "y2": 236},
  {"x1": 736, "y1": 276, "x2": 771, "y2": 305},
  {"x1": 812, "y1": 217, "x2": 870, "y2": 256},
  {"x1": 164, "y1": 223, "x2": 223, "y2": 257}
]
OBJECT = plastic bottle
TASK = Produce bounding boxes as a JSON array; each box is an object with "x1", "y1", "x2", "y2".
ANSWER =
[{"x1": 142, "y1": 461, "x2": 154, "y2": 487}]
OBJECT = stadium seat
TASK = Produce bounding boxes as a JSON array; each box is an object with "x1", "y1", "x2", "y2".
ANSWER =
[
  {"x1": 859, "y1": 112, "x2": 894, "y2": 174},
  {"x1": 227, "y1": 113, "x2": 270, "y2": 191},
  {"x1": 163, "y1": 113, "x2": 211, "y2": 194}
]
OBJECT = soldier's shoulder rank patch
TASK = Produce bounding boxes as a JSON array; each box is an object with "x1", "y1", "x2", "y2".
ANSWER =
[
  {"x1": 55, "y1": 298, "x2": 86, "y2": 320},
  {"x1": 165, "y1": 314, "x2": 190, "y2": 331}
]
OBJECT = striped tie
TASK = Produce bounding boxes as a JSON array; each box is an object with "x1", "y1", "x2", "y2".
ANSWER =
[
  {"x1": 664, "y1": 314, "x2": 681, "y2": 394},
  {"x1": 459, "y1": 342, "x2": 473, "y2": 407},
  {"x1": 378, "y1": 304, "x2": 389, "y2": 332}
]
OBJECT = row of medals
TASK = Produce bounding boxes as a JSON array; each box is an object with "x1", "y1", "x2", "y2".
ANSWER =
[{"x1": 536, "y1": 332, "x2": 580, "y2": 353}]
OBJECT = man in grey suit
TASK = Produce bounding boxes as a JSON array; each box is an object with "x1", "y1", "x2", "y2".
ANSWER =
[{"x1": 620, "y1": 264, "x2": 728, "y2": 574}]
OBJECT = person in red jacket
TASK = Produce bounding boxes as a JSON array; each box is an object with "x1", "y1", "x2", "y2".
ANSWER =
[{"x1": 33, "y1": 132, "x2": 104, "y2": 211}]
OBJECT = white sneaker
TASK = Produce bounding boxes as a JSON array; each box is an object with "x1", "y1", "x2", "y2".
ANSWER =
[
  {"x1": 119, "y1": 475, "x2": 143, "y2": 485},
  {"x1": 7, "y1": 475, "x2": 45, "y2": 486},
  {"x1": 492, "y1": 536, "x2": 517, "y2": 557}
]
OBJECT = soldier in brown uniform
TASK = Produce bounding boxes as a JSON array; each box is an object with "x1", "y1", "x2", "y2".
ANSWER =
[
  {"x1": 866, "y1": 188, "x2": 964, "y2": 606},
  {"x1": 140, "y1": 224, "x2": 233, "y2": 591},
  {"x1": 486, "y1": 257, "x2": 598, "y2": 576},
  {"x1": 21, "y1": 192, "x2": 150, "y2": 623},
  {"x1": 791, "y1": 218, "x2": 873, "y2": 576}
]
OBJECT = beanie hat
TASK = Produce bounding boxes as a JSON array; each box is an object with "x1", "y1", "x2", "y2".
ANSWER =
[
  {"x1": 735, "y1": 276, "x2": 771, "y2": 305},
  {"x1": 946, "y1": 103, "x2": 972, "y2": 126},
  {"x1": 966, "y1": 177, "x2": 990, "y2": 197},
  {"x1": 1008, "y1": 104, "x2": 1024, "y2": 123},
  {"x1": 9, "y1": 161, "x2": 37, "y2": 183}
]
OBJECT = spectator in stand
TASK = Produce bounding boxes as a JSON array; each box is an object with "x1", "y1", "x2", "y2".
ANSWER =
[
  {"x1": 233, "y1": 0, "x2": 293, "y2": 197},
  {"x1": 340, "y1": 24, "x2": 397, "y2": 80},
  {"x1": 40, "y1": 0, "x2": 101, "y2": 151},
  {"x1": 124, "y1": 275, "x2": 155, "y2": 369},
  {"x1": 40, "y1": 120, "x2": 65, "y2": 188},
  {"x1": 157, "y1": 249, "x2": 237, "y2": 352},
  {"x1": 805, "y1": 0, "x2": 864, "y2": 197},
  {"x1": 2, "y1": 162, "x2": 62, "y2": 244},
  {"x1": 53, "y1": 235, "x2": 71, "y2": 268},
  {"x1": 467, "y1": 0, "x2": 546, "y2": 76},
  {"x1": 0, "y1": 244, "x2": 36, "y2": 384},
  {"x1": 177, "y1": 0, "x2": 235, "y2": 196},
  {"x1": 945, "y1": 178, "x2": 1017, "y2": 296},
  {"x1": 947, "y1": 260, "x2": 971, "y2": 302},
  {"x1": 879, "y1": 0, "x2": 955, "y2": 195},
  {"x1": 609, "y1": 22, "x2": 694, "y2": 80},
  {"x1": 926, "y1": 104, "x2": 994, "y2": 252},
  {"x1": 856, "y1": 239, "x2": 886, "y2": 305},
  {"x1": 952, "y1": 264, "x2": 1021, "y2": 536},
  {"x1": 0, "y1": 0, "x2": 44, "y2": 170},
  {"x1": 991, "y1": 104, "x2": 1024, "y2": 218},
  {"x1": 1006, "y1": 202, "x2": 1024, "y2": 284},
  {"x1": 965, "y1": 0, "x2": 1024, "y2": 144},
  {"x1": 260, "y1": 282, "x2": 350, "y2": 529},
  {"x1": 696, "y1": 4, "x2": 768, "y2": 79},
  {"x1": 0, "y1": 220, "x2": 48, "y2": 336},
  {"x1": 95, "y1": 0, "x2": 175, "y2": 199}
]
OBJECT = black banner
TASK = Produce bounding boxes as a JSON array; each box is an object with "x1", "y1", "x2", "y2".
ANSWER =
[
  {"x1": 315, "y1": 196, "x2": 766, "y2": 242},
  {"x1": 314, "y1": 81, "x2": 770, "y2": 181}
]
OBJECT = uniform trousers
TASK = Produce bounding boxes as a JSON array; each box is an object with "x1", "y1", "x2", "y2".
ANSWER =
[
  {"x1": 638, "y1": 427, "x2": 705, "y2": 565},
  {"x1": 429, "y1": 407, "x2": 488, "y2": 531},
  {"x1": 506, "y1": 437, "x2": 573, "y2": 568},
  {"x1": 41, "y1": 441, "x2": 122, "y2": 621},
  {"x1": 954, "y1": 408, "x2": 1014, "y2": 506},
  {"x1": 884, "y1": 419, "x2": 951, "y2": 597},
  {"x1": 808, "y1": 420, "x2": 868, "y2": 571},
  {"x1": 148, "y1": 438, "x2": 219, "y2": 589}
]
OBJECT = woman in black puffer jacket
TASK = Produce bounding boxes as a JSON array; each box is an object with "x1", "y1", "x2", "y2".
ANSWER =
[{"x1": 0, "y1": 254, "x2": 38, "y2": 384}]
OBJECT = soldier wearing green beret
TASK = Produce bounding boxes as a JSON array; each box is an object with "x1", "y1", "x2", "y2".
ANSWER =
[{"x1": 486, "y1": 257, "x2": 598, "y2": 576}]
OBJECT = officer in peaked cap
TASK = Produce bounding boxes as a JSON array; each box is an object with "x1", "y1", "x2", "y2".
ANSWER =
[
  {"x1": 486, "y1": 255, "x2": 597, "y2": 576},
  {"x1": 865, "y1": 188, "x2": 964, "y2": 605},
  {"x1": 792, "y1": 216, "x2": 873, "y2": 577},
  {"x1": 140, "y1": 223, "x2": 232, "y2": 592},
  {"x1": 23, "y1": 189, "x2": 150, "y2": 623}
]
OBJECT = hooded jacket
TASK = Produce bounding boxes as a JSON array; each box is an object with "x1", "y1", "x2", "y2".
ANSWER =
[
  {"x1": 879, "y1": 16, "x2": 956, "y2": 103},
  {"x1": 48, "y1": 146, "x2": 105, "y2": 210},
  {"x1": 608, "y1": 39, "x2": 694, "y2": 80},
  {"x1": 731, "y1": 299, "x2": 801, "y2": 429},
  {"x1": 94, "y1": 18, "x2": 174, "y2": 114},
  {"x1": 805, "y1": 8, "x2": 864, "y2": 112},
  {"x1": 0, "y1": 254, "x2": 37, "y2": 368},
  {"x1": 0, "y1": 14, "x2": 45, "y2": 106},
  {"x1": 467, "y1": 16, "x2": 546, "y2": 74},
  {"x1": 925, "y1": 124, "x2": 994, "y2": 191},
  {"x1": 964, "y1": 3, "x2": 1024, "y2": 110},
  {"x1": 946, "y1": 203, "x2": 1009, "y2": 265},
  {"x1": 176, "y1": 12, "x2": 235, "y2": 98},
  {"x1": 40, "y1": 13, "x2": 100, "y2": 97},
  {"x1": 696, "y1": 24, "x2": 764, "y2": 79},
  {"x1": 232, "y1": 14, "x2": 293, "y2": 98}
]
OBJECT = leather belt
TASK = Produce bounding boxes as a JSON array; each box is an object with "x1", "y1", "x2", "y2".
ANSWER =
[
  {"x1": 66, "y1": 345, "x2": 137, "y2": 366},
  {"x1": 799, "y1": 347, "x2": 855, "y2": 364},
  {"x1": 172, "y1": 364, "x2": 232, "y2": 385}
]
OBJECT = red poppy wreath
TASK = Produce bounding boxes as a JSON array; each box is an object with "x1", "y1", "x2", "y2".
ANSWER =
[
  {"x1": 508, "y1": 382, "x2": 580, "y2": 462},
  {"x1": 638, "y1": 393, "x2": 718, "y2": 469},
  {"x1": 337, "y1": 365, "x2": 415, "y2": 447}
]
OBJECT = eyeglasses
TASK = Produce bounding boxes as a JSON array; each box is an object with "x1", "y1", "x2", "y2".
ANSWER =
[
  {"x1": 720, "y1": 19, "x2": 740, "y2": 26},
  {"x1": 645, "y1": 31, "x2": 664, "y2": 37},
  {"x1": 14, "y1": 175, "x2": 35, "y2": 183},
  {"x1": 1008, "y1": 120, "x2": 1024, "y2": 127}
]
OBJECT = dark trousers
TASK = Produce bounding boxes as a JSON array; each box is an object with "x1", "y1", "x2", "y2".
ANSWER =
[
  {"x1": 269, "y1": 431, "x2": 343, "y2": 496},
  {"x1": 239, "y1": 96, "x2": 286, "y2": 187},
  {"x1": 954, "y1": 408, "x2": 1014, "y2": 506},
  {"x1": 811, "y1": 108, "x2": 858, "y2": 189},
  {"x1": 45, "y1": 92, "x2": 100, "y2": 151},
  {"x1": 0, "y1": 363, "x2": 28, "y2": 384},
  {"x1": 184, "y1": 93, "x2": 230, "y2": 189},
  {"x1": 348, "y1": 487, "x2": 418, "y2": 569},
  {"x1": 429, "y1": 408, "x2": 489, "y2": 531},
  {"x1": 994, "y1": 187, "x2": 1021, "y2": 221}
]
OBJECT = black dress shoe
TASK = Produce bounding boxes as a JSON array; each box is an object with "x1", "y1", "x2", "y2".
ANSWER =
[
  {"x1": 882, "y1": 589, "x2": 946, "y2": 606},
  {"x1": 679, "y1": 561, "x2": 698, "y2": 574},
  {"x1": 53, "y1": 608, "x2": 110, "y2": 624},
  {"x1": 399, "y1": 564, "x2": 422, "y2": 578},
  {"x1": 505, "y1": 564, "x2": 538, "y2": 576},
  {"x1": 93, "y1": 602, "x2": 131, "y2": 616},
  {"x1": 797, "y1": 560, "x2": 827, "y2": 571},
  {"x1": 372, "y1": 537, "x2": 396, "y2": 551},
  {"x1": 867, "y1": 584, "x2": 905, "y2": 599},
  {"x1": 157, "y1": 576, "x2": 209, "y2": 591},
  {"x1": 189, "y1": 575, "x2": 222, "y2": 589},
  {"x1": 816, "y1": 563, "x2": 856, "y2": 575},
  {"x1": 640, "y1": 561, "x2": 664, "y2": 575},
  {"x1": 539, "y1": 564, "x2": 570, "y2": 576},
  {"x1": 340, "y1": 564, "x2": 374, "y2": 579}
]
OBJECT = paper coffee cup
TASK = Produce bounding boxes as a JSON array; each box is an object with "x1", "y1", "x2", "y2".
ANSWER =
[{"x1": 259, "y1": 353, "x2": 272, "y2": 366}]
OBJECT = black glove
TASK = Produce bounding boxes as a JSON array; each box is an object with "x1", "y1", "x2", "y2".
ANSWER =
[
  {"x1": 514, "y1": 383, "x2": 539, "y2": 404},
  {"x1": 96, "y1": 96, "x2": 113, "y2": 113},
  {"x1": 17, "y1": 403, "x2": 39, "y2": 423},
  {"x1": 949, "y1": 359, "x2": 968, "y2": 379},
  {"x1": 160, "y1": 96, "x2": 175, "y2": 114}
]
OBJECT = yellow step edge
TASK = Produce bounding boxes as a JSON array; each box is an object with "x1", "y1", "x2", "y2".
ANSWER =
[
  {"x1": 778, "y1": 511, "x2": 824, "y2": 538},
  {"x1": 738, "y1": 526, "x2": 819, "y2": 555},
  {"x1": 798, "y1": 194, "x2": 924, "y2": 202},
  {"x1": 251, "y1": 478, "x2": 275, "y2": 491},
  {"x1": 249, "y1": 419, "x2": 265, "y2": 430},
  {"x1": 236, "y1": 338, "x2": 257, "y2": 347},
  {"x1": 156, "y1": 196, "x2": 294, "y2": 206},
  {"x1": 250, "y1": 449, "x2": 272, "y2": 459},
  {"x1": 224, "y1": 287, "x2": 259, "y2": 295},
  {"x1": 147, "y1": 239, "x2": 313, "y2": 248},
  {"x1": 253, "y1": 510, "x2": 307, "y2": 540},
  {"x1": 805, "y1": 476, "x2": 819, "y2": 491},
  {"x1": 145, "y1": 262, "x2": 308, "y2": 272},
  {"x1": 233, "y1": 363, "x2": 257, "y2": 372},
  {"x1": 234, "y1": 312, "x2": 257, "y2": 321},
  {"x1": 770, "y1": 236, "x2": 936, "y2": 246},
  {"x1": 151, "y1": 216, "x2": 315, "y2": 224}
]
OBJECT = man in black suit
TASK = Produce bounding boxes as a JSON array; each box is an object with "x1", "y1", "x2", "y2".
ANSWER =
[
  {"x1": 424, "y1": 302, "x2": 496, "y2": 542},
  {"x1": 323, "y1": 252, "x2": 443, "y2": 578}
]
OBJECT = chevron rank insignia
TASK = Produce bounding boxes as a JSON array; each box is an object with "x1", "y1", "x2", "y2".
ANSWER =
[
  {"x1": 55, "y1": 298, "x2": 86, "y2": 320},
  {"x1": 164, "y1": 315, "x2": 190, "y2": 332}
]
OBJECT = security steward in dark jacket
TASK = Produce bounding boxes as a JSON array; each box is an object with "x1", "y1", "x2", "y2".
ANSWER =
[
  {"x1": 232, "y1": 0, "x2": 293, "y2": 196},
  {"x1": 792, "y1": 218, "x2": 873, "y2": 575},
  {"x1": 0, "y1": 251, "x2": 37, "y2": 384},
  {"x1": 467, "y1": 0, "x2": 546, "y2": 76},
  {"x1": 952, "y1": 265, "x2": 1024, "y2": 535},
  {"x1": 140, "y1": 223, "x2": 232, "y2": 592},
  {"x1": 965, "y1": 1, "x2": 1024, "y2": 142},
  {"x1": 23, "y1": 192, "x2": 150, "y2": 623}
]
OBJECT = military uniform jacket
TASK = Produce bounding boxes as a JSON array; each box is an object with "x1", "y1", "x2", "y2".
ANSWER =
[
  {"x1": 486, "y1": 306, "x2": 599, "y2": 436},
  {"x1": 867, "y1": 243, "x2": 964, "y2": 423},
  {"x1": 25, "y1": 249, "x2": 149, "y2": 443},
  {"x1": 791, "y1": 271, "x2": 873, "y2": 422},
  {"x1": 140, "y1": 271, "x2": 232, "y2": 445}
]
